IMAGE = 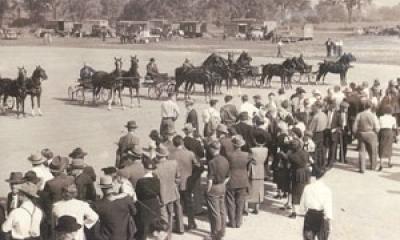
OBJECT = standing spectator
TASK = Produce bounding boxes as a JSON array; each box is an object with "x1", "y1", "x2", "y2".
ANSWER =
[
  {"x1": 239, "y1": 94, "x2": 258, "y2": 121},
  {"x1": 154, "y1": 145, "x2": 184, "y2": 236},
  {"x1": 370, "y1": 79, "x2": 382, "y2": 107},
  {"x1": 2, "y1": 182, "x2": 44, "y2": 240},
  {"x1": 116, "y1": 121, "x2": 140, "y2": 169},
  {"x1": 325, "y1": 38, "x2": 333, "y2": 57},
  {"x1": 378, "y1": 105, "x2": 397, "y2": 170},
  {"x1": 309, "y1": 102, "x2": 328, "y2": 172},
  {"x1": 5, "y1": 172, "x2": 24, "y2": 214},
  {"x1": 338, "y1": 102, "x2": 351, "y2": 163},
  {"x1": 220, "y1": 95, "x2": 239, "y2": 127},
  {"x1": 54, "y1": 216, "x2": 82, "y2": 240},
  {"x1": 301, "y1": 168, "x2": 332, "y2": 240},
  {"x1": 118, "y1": 150, "x2": 145, "y2": 188},
  {"x1": 343, "y1": 87, "x2": 362, "y2": 139},
  {"x1": 217, "y1": 124, "x2": 234, "y2": 159},
  {"x1": 28, "y1": 153, "x2": 53, "y2": 190},
  {"x1": 326, "y1": 100, "x2": 342, "y2": 168},
  {"x1": 93, "y1": 176, "x2": 137, "y2": 240},
  {"x1": 352, "y1": 101, "x2": 380, "y2": 173},
  {"x1": 135, "y1": 155, "x2": 165, "y2": 240},
  {"x1": 185, "y1": 99, "x2": 199, "y2": 136},
  {"x1": 287, "y1": 139, "x2": 310, "y2": 219},
  {"x1": 203, "y1": 99, "x2": 221, "y2": 138},
  {"x1": 169, "y1": 135, "x2": 200, "y2": 230},
  {"x1": 206, "y1": 141, "x2": 230, "y2": 240},
  {"x1": 277, "y1": 39, "x2": 283, "y2": 57},
  {"x1": 247, "y1": 135, "x2": 268, "y2": 214},
  {"x1": 160, "y1": 92, "x2": 180, "y2": 140},
  {"x1": 225, "y1": 135, "x2": 252, "y2": 228},
  {"x1": 52, "y1": 183, "x2": 99, "y2": 240},
  {"x1": 69, "y1": 159, "x2": 96, "y2": 202},
  {"x1": 234, "y1": 112, "x2": 255, "y2": 152}
]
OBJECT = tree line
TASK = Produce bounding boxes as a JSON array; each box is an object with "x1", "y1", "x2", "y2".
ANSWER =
[{"x1": 2, "y1": 0, "x2": 398, "y2": 28}]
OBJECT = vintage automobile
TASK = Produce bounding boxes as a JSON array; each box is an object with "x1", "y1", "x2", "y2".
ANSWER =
[{"x1": 3, "y1": 28, "x2": 18, "y2": 40}]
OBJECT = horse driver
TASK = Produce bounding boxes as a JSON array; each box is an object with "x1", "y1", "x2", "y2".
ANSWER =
[
  {"x1": 227, "y1": 52, "x2": 235, "y2": 70},
  {"x1": 146, "y1": 57, "x2": 160, "y2": 80},
  {"x1": 79, "y1": 63, "x2": 95, "y2": 87},
  {"x1": 297, "y1": 54, "x2": 307, "y2": 69},
  {"x1": 182, "y1": 58, "x2": 194, "y2": 72}
]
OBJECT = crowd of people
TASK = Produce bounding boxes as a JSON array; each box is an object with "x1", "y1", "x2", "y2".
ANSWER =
[{"x1": 1, "y1": 76, "x2": 399, "y2": 240}]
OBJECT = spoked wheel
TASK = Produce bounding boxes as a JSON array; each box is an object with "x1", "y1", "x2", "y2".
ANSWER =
[
  {"x1": 148, "y1": 86, "x2": 160, "y2": 99},
  {"x1": 75, "y1": 88, "x2": 84, "y2": 101},
  {"x1": 6, "y1": 97, "x2": 14, "y2": 110},
  {"x1": 68, "y1": 86, "x2": 75, "y2": 100},
  {"x1": 188, "y1": 84, "x2": 196, "y2": 94}
]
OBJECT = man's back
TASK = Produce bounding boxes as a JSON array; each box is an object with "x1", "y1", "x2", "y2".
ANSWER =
[
  {"x1": 118, "y1": 161, "x2": 145, "y2": 187},
  {"x1": 155, "y1": 160, "x2": 180, "y2": 204},
  {"x1": 43, "y1": 174, "x2": 75, "y2": 203},
  {"x1": 94, "y1": 196, "x2": 136, "y2": 240},
  {"x1": 227, "y1": 150, "x2": 250, "y2": 189},
  {"x1": 118, "y1": 132, "x2": 139, "y2": 154},
  {"x1": 170, "y1": 148, "x2": 197, "y2": 191},
  {"x1": 220, "y1": 104, "x2": 239, "y2": 126}
]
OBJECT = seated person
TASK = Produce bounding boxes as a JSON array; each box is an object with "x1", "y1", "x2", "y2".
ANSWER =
[
  {"x1": 146, "y1": 58, "x2": 160, "y2": 79},
  {"x1": 182, "y1": 58, "x2": 194, "y2": 72},
  {"x1": 79, "y1": 64, "x2": 95, "y2": 86}
]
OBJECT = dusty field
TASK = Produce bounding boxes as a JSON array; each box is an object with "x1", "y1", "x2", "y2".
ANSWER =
[{"x1": 1, "y1": 46, "x2": 400, "y2": 240}]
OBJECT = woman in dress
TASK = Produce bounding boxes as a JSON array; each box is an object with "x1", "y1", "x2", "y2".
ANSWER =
[
  {"x1": 135, "y1": 154, "x2": 166, "y2": 240},
  {"x1": 287, "y1": 139, "x2": 310, "y2": 219},
  {"x1": 378, "y1": 105, "x2": 397, "y2": 170}
]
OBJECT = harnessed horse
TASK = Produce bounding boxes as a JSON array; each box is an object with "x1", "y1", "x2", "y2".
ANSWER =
[
  {"x1": 316, "y1": 53, "x2": 356, "y2": 85},
  {"x1": 2, "y1": 67, "x2": 28, "y2": 117},
  {"x1": 26, "y1": 66, "x2": 48, "y2": 116},
  {"x1": 121, "y1": 56, "x2": 141, "y2": 107}
]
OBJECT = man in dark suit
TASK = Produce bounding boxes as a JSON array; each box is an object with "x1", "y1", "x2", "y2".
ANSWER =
[
  {"x1": 326, "y1": 100, "x2": 342, "y2": 168},
  {"x1": 154, "y1": 145, "x2": 184, "y2": 236},
  {"x1": 344, "y1": 87, "x2": 362, "y2": 140},
  {"x1": 93, "y1": 176, "x2": 137, "y2": 240},
  {"x1": 69, "y1": 159, "x2": 96, "y2": 202},
  {"x1": 225, "y1": 135, "x2": 252, "y2": 228},
  {"x1": 169, "y1": 135, "x2": 200, "y2": 230},
  {"x1": 233, "y1": 112, "x2": 255, "y2": 152},
  {"x1": 185, "y1": 99, "x2": 199, "y2": 136},
  {"x1": 116, "y1": 120, "x2": 140, "y2": 168}
]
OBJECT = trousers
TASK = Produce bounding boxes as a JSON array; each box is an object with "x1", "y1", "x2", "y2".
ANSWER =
[
  {"x1": 206, "y1": 186, "x2": 226, "y2": 240},
  {"x1": 160, "y1": 118, "x2": 175, "y2": 139},
  {"x1": 313, "y1": 131, "x2": 326, "y2": 171},
  {"x1": 225, "y1": 188, "x2": 247, "y2": 228},
  {"x1": 303, "y1": 210, "x2": 330, "y2": 240},
  {"x1": 180, "y1": 190, "x2": 196, "y2": 225},
  {"x1": 161, "y1": 200, "x2": 184, "y2": 238},
  {"x1": 358, "y1": 132, "x2": 378, "y2": 172}
]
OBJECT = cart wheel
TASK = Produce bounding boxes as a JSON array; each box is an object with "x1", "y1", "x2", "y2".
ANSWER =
[
  {"x1": 68, "y1": 86, "x2": 74, "y2": 100},
  {"x1": 148, "y1": 86, "x2": 159, "y2": 99},
  {"x1": 100, "y1": 89, "x2": 110, "y2": 102},
  {"x1": 75, "y1": 88, "x2": 84, "y2": 101},
  {"x1": 188, "y1": 84, "x2": 196, "y2": 94},
  {"x1": 6, "y1": 97, "x2": 14, "y2": 110}
]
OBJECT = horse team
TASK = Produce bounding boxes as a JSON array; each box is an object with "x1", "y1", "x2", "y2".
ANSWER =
[{"x1": 0, "y1": 51, "x2": 356, "y2": 116}]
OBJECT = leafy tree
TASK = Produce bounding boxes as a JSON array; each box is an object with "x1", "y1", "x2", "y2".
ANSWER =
[
  {"x1": 0, "y1": 0, "x2": 9, "y2": 26},
  {"x1": 325, "y1": 0, "x2": 372, "y2": 23}
]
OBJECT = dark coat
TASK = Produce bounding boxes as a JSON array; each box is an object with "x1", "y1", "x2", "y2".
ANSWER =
[
  {"x1": 234, "y1": 122, "x2": 255, "y2": 152},
  {"x1": 42, "y1": 173, "x2": 75, "y2": 204},
  {"x1": 186, "y1": 109, "x2": 199, "y2": 135},
  {"x1": 93, "y1": 196, "x2": 137, "y2": 240},
  {"x1": 220, "y1": 136, "x2": 234, "y2": 159},
  {"x1": 75, "y1": 172, "x2": 97, "y2": 202},
  {"x1": 116, "y1": 132, "x2": 140, "y2": 168},
  {"x1": 169, "y1": 148, "x2": 199, "y2": 191},
  {"x1": 226, "y1": 149, "x2": 251, "y2": 189},
  {"x1": 154, "y1": 160, "x2": 180, "y2": 204}
]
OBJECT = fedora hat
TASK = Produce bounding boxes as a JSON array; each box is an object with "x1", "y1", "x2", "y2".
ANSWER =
[
  {"x1": 155, "y1": 145, "x2": 169, "y2": 158},
  {"x1": 24, "y1": 171, "x2": 41, "y2": 185},
  {"x1": 232, "y1": 135, "x2": 245, "y2": 148},
  {"x1": 68, "y1": 148, "x2": 87, "y2": 159},
  {"x1": 55, "y1": 215, "x2": 82, "y2": 233},
  {"x1": 142, "y1": 155, "x2": 157, "y2": 170},
  {"x1": 216, "y1": 124, "x2": 228, "y2": 134},
  {"x1": 125, "y1": 120, "x2": 138, "y2": 129},
  {"x1": 28, "y1": 153, "x2": 46, "y2": 165},
  {"x1": 101, "y1": 167, "x2": 117, "y2": 175},
  {"x1": 99, "y1": 176, "x2": 114, "y2": 189},
  {"x1": 49, "y1": 156, "x2": 67, "y2": 172},
  {"x1": 41, "y1": 148, "x2": 54, "y2": 160},
  {"x1": 182, "y1": 123, "x2": 195, "y2": 133},
  {"x1": 70, "y1": 159, "x2": 85, "y2": 170},
  {"x1": 16, "y1": 182, "x2": 39, "y2": 198},
  {"x1": 5, "y1": 172, "x2": 24, "y2": 184}
]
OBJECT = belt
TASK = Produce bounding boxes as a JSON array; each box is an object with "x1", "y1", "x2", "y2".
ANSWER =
[
  {"x1": 162, "y1": 117, "x2": 174, "y2": 120},
  {"x1": 307, "y1": 209, "x2": 324, "y2": 214}
]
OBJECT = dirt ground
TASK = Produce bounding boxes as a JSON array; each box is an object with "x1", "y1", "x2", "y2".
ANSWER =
[{"x1": 1, "y1": 44, "x2": 400, "y2": 240}]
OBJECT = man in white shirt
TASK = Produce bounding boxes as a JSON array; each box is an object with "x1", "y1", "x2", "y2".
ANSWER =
[
  {"x1": 28, "y1": 153, "x2": 53, "y2": 190},
  {"x1": 239, "y1": 95, "x2": 258, "y2": 124},
  {"x1": 160, "y1": 92, "x2": 180, "y2": 139},
  {"x1": 202, "y1": 99, "x2": 221, "y2": 137},
  {"x1": 3, "y1": 182, "x2": 43, "y2": 240},
  {"x1": 301, "y1": 168, "x2": 332, "y2": 240}
]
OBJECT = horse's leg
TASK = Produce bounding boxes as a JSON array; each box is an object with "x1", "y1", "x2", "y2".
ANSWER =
[
  {"x1": 37, "y1": 94, "x2": 42, "y2": 116},
  {"x1": 119, "y1": 88, "x2": 125, "y2": 110},
  {"x1": 323, "y1": 72, "x2": 328, "y2": 85},
  {"x1": 136, "y1": 86, "x2": 141, "y2": 107},
  {"x1": 129, "y1": 87, "x2": 134, "y2": 108},
  {"x1": 31, "y1": 95, "x2": 35, "y2": 116},
  {"x1": 108, "y1": 88, "x2": 114, "y2": 110},
  {"x1": 22, "y1": 96, "x2": 26, "y2": 117}
]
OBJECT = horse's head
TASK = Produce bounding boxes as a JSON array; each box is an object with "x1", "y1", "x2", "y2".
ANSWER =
[
  {"x1": 130, "y1": 56, "x2": 139, "y2": 69},
  {"x1": 114, "y1": 57, "x2": 123, "y2": 73},
  {"x1": 33, "y1": 65, "x2": 48, "y2": 81},
  {"x1": 237, "y1": 51, "x2": 252, "y2": 65},
  {"x1": 339, "y1": 53, "x2": 356, "y2": 65}
]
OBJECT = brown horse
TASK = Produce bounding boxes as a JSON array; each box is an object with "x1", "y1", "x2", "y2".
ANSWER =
[
  {"x1": 26, "y1": 66, "x2": 48, "y2": 116},
  {"x1": 121, "y1": 56, "x2": 141, "y2": 107}
]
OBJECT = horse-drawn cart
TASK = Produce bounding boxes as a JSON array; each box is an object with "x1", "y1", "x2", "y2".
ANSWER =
[
  {"x1": 142, "y1": 74, "x2": 175, "y2": 99},
  {"x1": 67, "y1": 81, "x2": 108, "y2": 102},
  {"x1": 241, "y1": 65, "x2": 263, "y2": 87}
]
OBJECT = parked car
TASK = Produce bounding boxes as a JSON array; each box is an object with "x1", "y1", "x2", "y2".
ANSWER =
[{"x1": 3, "y1": 28, "x2": 18, "y2": 40}]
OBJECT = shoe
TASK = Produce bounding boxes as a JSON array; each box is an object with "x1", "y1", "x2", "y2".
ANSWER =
[
  {"x1": 388, "y1": 163, "x2": 393, "y2": 168},
  {"x1": 359, "y1": 170, "x2": 365, "y2": 174},
  {"x1": 288, "y1": 212, "x2": 297, "y2": 218},
  {"x1": 282, "y1": 193, "x2": 288, "y2": 198},
  {"x1": 273, "y1": 194, "x2": 282, "y2": 199},
  {"x1": 252, "y1": 209, "x2": 259, "y2": 215},
  {"x1": 378, "y1": 166, "x2": 383, "y2": 171}
]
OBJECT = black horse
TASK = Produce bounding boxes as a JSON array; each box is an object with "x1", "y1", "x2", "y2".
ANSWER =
[
  {"x1": 316, "y1": 53, "x2": 356, "y2": 85},
  {"x1": 231, "y1": 51, "x2": 254, "y2": 94},
  {"x1": 2, "y1": 67, "x2": 28, "y2": 117},
  {"x1": 121, "y1": 56, "x2": 141, "y2": 107},
  {"x1": 92, "y1": 58, "x2": 125, "y2": 110},
  {"x1": 260, "y1": 58, "x2": 296, "y2": 89},
  {"x1": 202, "y1": 53, "x2": 232, "y2": 93},
  {"x1": 175, "y1": 66, "x2": 215, "y2": 102},
  {"x1": 25, "y1": 66, "x2": 48, "y2": 116}
]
